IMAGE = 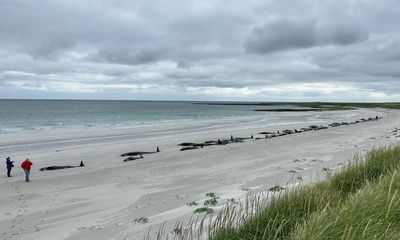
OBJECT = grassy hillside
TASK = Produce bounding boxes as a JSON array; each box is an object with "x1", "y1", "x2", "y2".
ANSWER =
[
  {"x1": 208, "y1": 145, "x2": 400, "y2": 240},
  {"x1": 293, "y1": 170, "x2": 400, "y2": 239}
]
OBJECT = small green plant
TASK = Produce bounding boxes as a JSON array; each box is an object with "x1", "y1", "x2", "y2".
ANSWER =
[
  {"x1": 133, "y1": 216, "x2": 148, "y2": 224},
  {"x1": 227, "y1": 198, "x2": 238, "y2": 204},
  {"x1": 206, "y1": 192, "x2": 216, "y2": 198},
  {"x1": 204, "y1": 197, "x2": 218, "y2": 206},
  {"x1": 194, "y1": 207, "x2": 214, "y2": 214},
  {"x1": 203, "y1": 192, "x2": 219, "y2": 206},
  {"x1": 269, "y1": 185, "x2": 285, "y2": 192},
  {"x1": 172, "y1": 227, "x2": 183, "y2": 236},
  {"x1": 186, "y1": 201, "x2": 198, "y2": 207}
]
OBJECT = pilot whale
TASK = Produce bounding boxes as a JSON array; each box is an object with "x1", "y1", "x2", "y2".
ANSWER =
[
  {"x1": 39, "y1": 161, "x2": 85, "y2": 171},
  {"x1": 121, "y1": 146, "x2": 160, "y2": 157}
]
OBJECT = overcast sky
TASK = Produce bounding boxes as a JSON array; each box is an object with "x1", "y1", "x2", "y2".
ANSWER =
[{"x1": 0, "y1": 0, "x2": 399, "y2": 101}]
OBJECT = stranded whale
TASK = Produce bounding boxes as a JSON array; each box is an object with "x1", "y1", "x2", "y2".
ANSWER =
[
  {"x1": 121, "y1": 146, "x2": 160, "y2": 157},
  {"x1": 123, "y1": 155, "x2": 144, "y2": 162},
  {"x1": 39, "y1": 161, "x2": 85, "y2": 171}
]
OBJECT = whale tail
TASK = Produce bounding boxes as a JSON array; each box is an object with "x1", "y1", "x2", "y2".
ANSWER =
[
  {"x1": 156, "y1": 146, "x2": 160, "y2": 152},
  {"x1": 80, "y1": 161, "x2": 85, "y2": 167}
]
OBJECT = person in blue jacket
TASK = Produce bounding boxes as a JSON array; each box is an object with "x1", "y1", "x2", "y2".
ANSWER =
[{"x1": 6, "y1": 157, "x2": 14, "y2": 177}]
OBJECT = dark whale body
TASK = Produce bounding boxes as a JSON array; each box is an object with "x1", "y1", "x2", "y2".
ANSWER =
[
  {"x1": 39, "y1": 161, "x2": 85, "y2": 171},
  {"x1": 180, "y1": 146, "x2": 199, "y2": 151},
  {"x1": 178, "y1": 142, "x2": 214, "y2": 147},
  {"x1": 121, "y1": 147, "x2": 160, "y2": 157},
  {"x1": 123, "y1": 156, "x2": 144, "y2": 162},
  {"x1": 178, "y1": 142, "x2": 198, "y2": 146},
  {"x1": 259, "y1": 132, "x2": 273, "y2": 135}
]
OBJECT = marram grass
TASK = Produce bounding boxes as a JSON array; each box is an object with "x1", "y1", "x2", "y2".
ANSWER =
[
  {"x1": 147, "y1": 145, "x2": 400, "y2": 240},
  {"x1": 292, "y1": 170, "x2": 400, "y2": 240}
]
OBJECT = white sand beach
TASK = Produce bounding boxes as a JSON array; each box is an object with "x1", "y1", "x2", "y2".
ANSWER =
[{"x1": 1, "y1": 109, "x2": 399, "y2": 240}]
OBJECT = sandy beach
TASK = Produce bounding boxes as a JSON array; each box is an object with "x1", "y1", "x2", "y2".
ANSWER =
[{"x1": 1, "y1": 108, "x2": 399, "y2": 240}]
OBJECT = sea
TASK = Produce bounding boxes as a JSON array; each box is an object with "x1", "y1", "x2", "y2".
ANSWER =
[{"x1": 0, "y1": 99, "x2": 276, "y2": 134}]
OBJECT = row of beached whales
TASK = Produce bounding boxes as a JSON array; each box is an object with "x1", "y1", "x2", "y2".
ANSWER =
[
  {"x1": 39, "y1": 116, "x2": 381, "y2": 170},
  {"x1": 174, "y1": 116, "x2": 382, "y2": 152}
]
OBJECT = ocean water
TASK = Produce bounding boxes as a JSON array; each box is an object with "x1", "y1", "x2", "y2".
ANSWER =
[{"x1": 0, "y1": 100, "x2": 271, "y2": 134}]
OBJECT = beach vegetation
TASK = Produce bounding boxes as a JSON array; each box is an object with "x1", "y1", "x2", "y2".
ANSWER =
[
  {"x1": 194, "y1": 207, "x2": 214, "y2": 214},
  {"x1": 227, "y1": 198, "x2": 239, "y2": 205},
  {"x1": 186, "y1": 201, "x2": 198, "y2": 207},
  {"x1": 268, "y1": 185, "x2": 285, "y2": 192},
  {"x1": 206, "y1": 192, "x2": 217, "y2": 198},
  {"x1": 134, "y1": 216, "x2": 149, "y2": 224},
  {"x1": 172, "y1": 227, "x2": 183, "y2": 237},
  {"x1": 210, "y1": 145, "x2": 400, "y2": 240},
  {"x1": 204, "y1": 198, "x2": 218, "y2": 206},
  {"x1": 149, "y1": 145, "x2": 400, "y2": 239},
  {"x1": 322, "y1": 167, "x2": 330, "y2": 172}
]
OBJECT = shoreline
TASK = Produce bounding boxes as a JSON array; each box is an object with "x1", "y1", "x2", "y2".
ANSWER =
[{"x1": 0, "y1": 108, "x2": 399, "y2": 239}]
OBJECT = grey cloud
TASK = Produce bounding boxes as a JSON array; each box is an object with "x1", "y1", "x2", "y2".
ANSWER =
[
  {"x1": 245, "y1": 19, "x2": 317, "y2": 53},
  {"x1": 0, "y1": 0, "x2": 399, "y2": 101},
  {"x1": 91, "y1": 48, "x2": 169, "y2": 65},
  {"x1": 30, "y1": 38, "x2": 75, "y2": 59},
  {"x1": 245, "y1": 18, "x2": 368, "y2": 54},
  {"x1": 319, "y1": 22, "x2": 367, "y2": 45}
]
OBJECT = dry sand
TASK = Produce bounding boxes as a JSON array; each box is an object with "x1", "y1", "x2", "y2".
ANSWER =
[{"x1": 0, "y1": 108, "x2": 399, "y2": 240}]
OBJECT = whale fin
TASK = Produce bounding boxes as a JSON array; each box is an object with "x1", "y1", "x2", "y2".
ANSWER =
[
  {"x1": 80, "y1": 161, "x2": 84, "y2": 167},
  {"x1": 156, "y1": 146, "x2": 160, "y2": 152}
]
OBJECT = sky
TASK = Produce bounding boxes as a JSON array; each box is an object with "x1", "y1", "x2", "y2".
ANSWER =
[{"x1": 0, "y1": 0, "x2": 399, "y2": 102}]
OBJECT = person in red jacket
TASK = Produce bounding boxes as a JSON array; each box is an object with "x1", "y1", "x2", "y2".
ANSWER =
[{"x1": 21, "y1": 158, "x2": 33, "y2": 182}]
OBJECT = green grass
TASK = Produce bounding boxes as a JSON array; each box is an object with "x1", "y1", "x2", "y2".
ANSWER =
[
  {"x1": 147, "y1": 145, "x2": 400, "y2": 239},
  {"x1": 293, "y1": 170, "x2": 400, "y2": 239},
  {"x1": 194, "y1": 207, "x2": 214, "y2": 214},
  {"x1": 210, "y1": 145, "x2": 400, "y2": 240},
  {"x1": 134, "y1": 216, "x2": 149, "y2": 224}
]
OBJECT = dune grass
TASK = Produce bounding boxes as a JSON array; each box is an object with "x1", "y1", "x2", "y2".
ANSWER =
[
  {"x1": 148, "y1": 145, "x2": 400, "y2": 239},
  {"x1": 292, "y1": 170, "x2": 400, "y2": 239},
  {"x1": 210, "y1": 145, "x2": 400, "y2": 240}
]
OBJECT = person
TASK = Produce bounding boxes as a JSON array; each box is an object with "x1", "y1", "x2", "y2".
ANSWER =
[
  {"x1": 21, "y1": 158, "x2": 33, "y2": 182},
  {"x1": 5, "y1": 157, "x2": 14, "y2": 177}
]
